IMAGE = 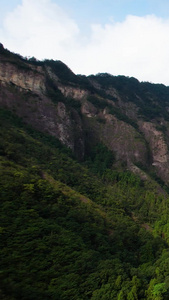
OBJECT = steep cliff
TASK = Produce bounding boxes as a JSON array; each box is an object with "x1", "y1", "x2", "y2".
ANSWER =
[
  {"x1": 3, "y1": 44, "x2": 169, "y2": 300},
  {"x1": 1, "y1": 44, "x2": 169, "y2": 184}
]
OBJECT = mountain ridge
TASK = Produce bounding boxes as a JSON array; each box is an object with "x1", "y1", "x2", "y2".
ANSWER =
[
  {"x1": 1, "y1": 44, "x2": 169, "y2": 185},
  {"x1": 2, "y1": 44, "x2": 169, "y2": 299}
]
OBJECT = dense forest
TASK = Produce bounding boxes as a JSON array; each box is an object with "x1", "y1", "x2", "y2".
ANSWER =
[
  {"x1": 1, "y1": 108, "x2": 169, "y2": 299},
  {"x1": 2, "y1": 44, "x2": 169, "y2": 299}
]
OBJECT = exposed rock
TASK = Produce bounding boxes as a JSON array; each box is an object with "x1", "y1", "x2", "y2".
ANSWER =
[
  {"x1": 105, "y1": 87, "x2": 121, "y2": 101},
  {"x1": 56, "y1": 102, "x2": 84, "y2": 159},
  {"x1": 139, "y1": 121, "x2": 169, "y2": 183},
  {"x1": 84, "y1": 112, "x2": 148, "y2": 166},
  {"x1": 58, "y1": 85, "x2": 89, "y2": 100},
  {"x1": 0, "y1": 79, "x2": 84, "y2": 159},
  {"x1": 81, "y1": 101, "x2": 98, "y2": 117},
  {"x1": 45, "y1": 66, "x2": 59, "y2": 83},
  {"x1": 129, "y1": 163, "x2": 149, "y2": 181},
  {"x1": 0, "y1": 61, "x2": 46, "y2": 94},
  {"x1": 2, "y1": 46, "x2": 169, "y2": 185}
]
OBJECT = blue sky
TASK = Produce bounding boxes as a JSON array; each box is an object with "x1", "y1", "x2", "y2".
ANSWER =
[
  {"x1": 1, "y1": 0, "x2": 169, "y2": 85},
  {"x1": 1, "y1": 0, "x2": 169, "y2": 23},
  {"x1": 57, "y1": 0, "x2": 169, "y2": 23}
]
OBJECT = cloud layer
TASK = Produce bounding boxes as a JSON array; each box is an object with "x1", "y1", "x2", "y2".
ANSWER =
[{"x1": 1, "y1": 0, "x2": 169, "y2": 85}]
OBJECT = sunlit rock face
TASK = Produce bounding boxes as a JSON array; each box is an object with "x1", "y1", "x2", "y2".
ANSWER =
[
  {"x1": 0, "y1": 62, "x2": 46, "y2": 94},
  {"x1": 0, "y1": 54, "x2": 85, "y2": 159},
  {"x1": 1, "y1": 46, "x2": 169, "y2": 183}
]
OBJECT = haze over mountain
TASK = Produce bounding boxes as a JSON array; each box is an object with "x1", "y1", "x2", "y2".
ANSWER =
[{"x1": 2, "y1": 44, "x2": 169, "y2": 299}]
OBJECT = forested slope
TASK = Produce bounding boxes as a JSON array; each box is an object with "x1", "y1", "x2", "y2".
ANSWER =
[
  {"x1": 2, "y1": 45, "x2": 169, "y2": 299},
  {"x1": 1, "y1": 108, "x2": 169, "y2": 300}
]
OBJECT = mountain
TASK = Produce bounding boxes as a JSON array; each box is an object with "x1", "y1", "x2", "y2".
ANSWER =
[
  {"x1": 1, "y1": 44, "x2": 169, "y2": 299},
  {"x1": 2, "y1": 43, "x2": 169, "y2": 185}
]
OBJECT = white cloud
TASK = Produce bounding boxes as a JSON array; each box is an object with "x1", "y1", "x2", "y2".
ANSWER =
[
  {"x1": 1, "y1": 0, "x2": 169, "y2": 85},
  {"x1": 0, "y1": 0, "x2": 79, "y2": 60},
  {"x1": 74, "y1": 15, "x2": 169, "y2": 85}
]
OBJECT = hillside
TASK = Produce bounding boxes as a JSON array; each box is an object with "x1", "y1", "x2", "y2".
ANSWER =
[{"x1": 1, "y1": 44, "x2": 169, "y2": 299}]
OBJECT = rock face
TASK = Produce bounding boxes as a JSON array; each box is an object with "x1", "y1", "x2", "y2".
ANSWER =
[
  {"x1": 1, "y1": 46, "x2": 169, "y2": 184},
  {"x1": 139, "y1": 121, "x2": 169, "y2": 183},
  {"x1": 0, "y1": 62, "x2": 46, "y2": 94},
  {"x1": 83, "y1": 112, "x2": 148, "y2": 167},
  {"x1": 58, "y1": 85, "x2": 88, "y2": 100},
  {"x1": 81, "y1": 101, "x2": 98, "y2": 117},
  {"x1": 56, "y1": 102, "x2": 84, "y2": 159},
  {"x1": 0, "y1": 53, "x2": 85, "y2": 159}
]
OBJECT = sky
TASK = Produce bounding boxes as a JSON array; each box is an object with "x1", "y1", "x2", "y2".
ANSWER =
[{"x1": 1, "y1": 0, "x2": 169, "y2": 85}]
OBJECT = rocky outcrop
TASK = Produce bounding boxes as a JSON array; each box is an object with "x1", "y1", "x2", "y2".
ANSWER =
[
  {"x1": 140, "y1": 122, "x2": 168, "y2": 163},
  {"x1": 139, "y1": 121, "x2": 169, "y2": 183},
  {"x1": 0, "y1": 61, "x2": 85, "y2": 159},
  {"x1": 56, "y1": 102, "x2": 84, "y2": 159},
  {"x1": 2, "y1": 46, "x2": 169, "y2": 185},
  {"x1": 81, "y1": 101, "x2": 98, "y2": 117},
  {"x1": 84, "y1": 113, "x2": 148, "y2": 166},
  {"x1": 58, "y1": 85, "x2": 88, "y2": 100},
  {"x1": 0, "y1": 61, "x2": 46, "y2": 94}
]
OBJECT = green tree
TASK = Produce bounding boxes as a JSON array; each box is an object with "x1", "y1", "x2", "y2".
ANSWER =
[{"x1": 153, "y1": 283, "x2": 167, "y2": 300}]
